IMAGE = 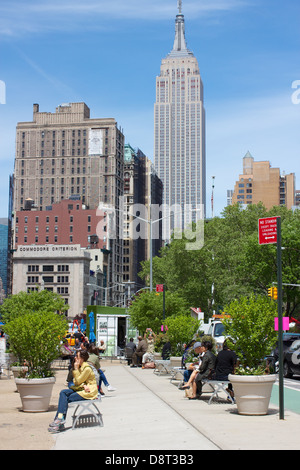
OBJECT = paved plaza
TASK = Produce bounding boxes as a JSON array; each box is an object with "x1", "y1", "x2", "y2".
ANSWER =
[{"x1": 1, "y1": 356, "x2": 300, "y2": 451}]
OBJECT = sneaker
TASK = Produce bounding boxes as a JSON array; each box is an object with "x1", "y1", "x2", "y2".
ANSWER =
[
  {"x1": 107, "y1": 385, "x2": 116, "y2": 392},
  {"x1": 49, "y1": 417, "x2": 65, "y2": 428},
  {"x1": 48, "y1": 423, "x2": 64, "y2": 433}
]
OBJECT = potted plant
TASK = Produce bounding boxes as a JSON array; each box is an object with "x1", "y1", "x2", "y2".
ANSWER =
[
  {"x1": 223, "y1": 294, "x2": 278, "y2": 415},
  {"x1": 2, "y1": 290, "x2": 68, "y2": 412}
]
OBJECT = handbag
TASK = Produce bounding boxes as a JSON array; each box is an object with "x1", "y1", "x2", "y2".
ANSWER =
[
  {"x1": 144, "y1": 361, "x2": 155, "y2": 369},
  {"x1": 185, "y1": 387, "x2": 195, "y2": 398}
]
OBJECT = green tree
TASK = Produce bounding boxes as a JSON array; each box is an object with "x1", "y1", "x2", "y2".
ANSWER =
[
  {"x1": 139, "y1": 204, "x2": 300, "y2": 320},
  {"x1": 164, "y1": 314, "x2": 200, "y2": 356},
  {"x1": 139, "y1": 229, "x2": 212, "y2": 315},
  {"x1": 0, "y1": 289, "x2": 68, "y2": 323},
  {"x1": 128, "y1": 289, "x2": 189, "y2": 334}
]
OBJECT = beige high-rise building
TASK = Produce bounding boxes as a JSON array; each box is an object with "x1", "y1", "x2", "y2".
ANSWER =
[
  {"x1": 14, "y1": 102, "x2": 124, "y2": 213},
  {"x1": 154, "y1": 1, "x2": 206, "y2": 233},
  {"x1": 231, "y1": 151, "x2": 295, "y2": 210}
]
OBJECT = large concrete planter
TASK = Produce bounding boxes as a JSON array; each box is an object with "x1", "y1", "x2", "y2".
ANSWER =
[
  {"x1": 169, "y1": 356, "x2": 182, "y2": 367},
  {"x1": 228, "y1": 374, "x2": 276, "y2": 415},
  {"x1": 11, "y1": 366, "x2": 28, "y2": 379},
  {"x1": 15, "y1": 377, "x2": 56, "y2": 412}
]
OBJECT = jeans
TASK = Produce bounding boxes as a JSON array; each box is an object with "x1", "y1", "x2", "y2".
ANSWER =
[
  {"x1": 183, "y1": 369, "x2": 193, "y2": 383},
  {"x1": 56, "y1": 388, "x2": 86, "y2": 418},
  {"x1": 98, "y1": 369, "x2": 109, "y2": 388}
]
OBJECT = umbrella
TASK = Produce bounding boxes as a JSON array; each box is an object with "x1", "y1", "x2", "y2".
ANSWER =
[
  {"x1": 89, "y1": 311, "x2": 96, "y2": 343},
  {"x1": 80, "y1": 318, "x2": 86, "y2": 332}
]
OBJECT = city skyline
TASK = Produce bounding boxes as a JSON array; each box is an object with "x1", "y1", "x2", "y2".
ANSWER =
[{"x1": 0, "y1": 0, "x2": 299, "y2": 219}]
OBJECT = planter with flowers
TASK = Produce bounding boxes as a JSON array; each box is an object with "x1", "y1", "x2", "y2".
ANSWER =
[
  {"x1": 223, "y1": 294, "x2": 278, "y2": 415},
  {"x1": 2, "y1": 291, "x2": 68, "y2": 412}
]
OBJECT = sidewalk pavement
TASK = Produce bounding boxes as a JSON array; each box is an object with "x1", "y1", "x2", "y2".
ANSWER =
[{"x1": 1, "y1": 360, "x2": 300, "y2": 451}]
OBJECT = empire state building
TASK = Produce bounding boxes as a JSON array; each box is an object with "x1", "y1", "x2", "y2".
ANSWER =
[{"x1": 154, "y1": 1, "x2": 206, "y2": 234}]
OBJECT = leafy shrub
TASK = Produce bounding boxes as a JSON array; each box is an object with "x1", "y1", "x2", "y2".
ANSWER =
[
  {"x1": 223, "y1": 294, "x2": 277, "y2": 374},
  {"x1": 4, "y1": 311, "x2": 68, "y2": 378}
]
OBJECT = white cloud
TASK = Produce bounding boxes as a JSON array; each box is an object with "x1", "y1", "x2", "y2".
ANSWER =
[{"x1": 0, "y1": 0, "x2": 249, "y2": 37}]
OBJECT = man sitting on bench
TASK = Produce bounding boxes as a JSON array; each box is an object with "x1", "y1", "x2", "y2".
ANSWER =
[
  {"x1": 181, "y1": 341, "x2": 216, "y2": 399},
  {"x1": 213, "y1": 340, "x2": 237, "y2": 398}
]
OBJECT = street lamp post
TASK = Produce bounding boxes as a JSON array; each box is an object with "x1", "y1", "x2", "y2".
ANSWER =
[
  {"x1": 133, "y1": 205, "x2": 200, "y2": 291},
  {"x1": 133, "y1": 207, "x2": 176, "y2": 292},
  {"x1": 86, "y1": 282, "x2": 126, "y2": 307}
]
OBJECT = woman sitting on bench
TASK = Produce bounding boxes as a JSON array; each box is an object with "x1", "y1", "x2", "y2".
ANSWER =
[
  {"x1": 181, "y1": 341, "x2": 216, "y2": 400},
  {"x1": 48, "y1": 349, "x2": 98, "y2": 433}
]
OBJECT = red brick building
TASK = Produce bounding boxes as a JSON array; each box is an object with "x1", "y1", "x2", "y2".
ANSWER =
[{"x1": 15, "y1": 198, "x2": 104, "y2": 249}]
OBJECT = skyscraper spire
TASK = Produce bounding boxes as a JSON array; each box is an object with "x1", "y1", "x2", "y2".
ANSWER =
[
  {"x1": 167, "y1": 0, "x2": 193, "y2": 58},
  {"x1": 178, "y1": 0, "x2": 182, "y2": 14},
  {"x1": 155, "y1": 0, "x2": 206, "y2": 235}
]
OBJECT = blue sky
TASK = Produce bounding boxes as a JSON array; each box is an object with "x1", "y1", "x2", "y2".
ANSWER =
[{"x1": 0, "y1": 0, "x2": 299, "y2": 218}]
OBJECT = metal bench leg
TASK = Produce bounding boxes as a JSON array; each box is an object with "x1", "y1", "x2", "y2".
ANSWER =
[
  {"x1": 208, "y1": 385, "x2": 220, "y2": 405},
  {"x1": 72, "y1": 401, "x2": 103, "y2": 429}
]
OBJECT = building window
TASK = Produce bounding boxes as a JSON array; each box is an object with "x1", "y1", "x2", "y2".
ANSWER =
[
  {"x1": 28, "y1": 265, "x2": 39, "y2": 272},
  {"x1": 43, "y1": 265, "x2": 54, "y2": 272}
]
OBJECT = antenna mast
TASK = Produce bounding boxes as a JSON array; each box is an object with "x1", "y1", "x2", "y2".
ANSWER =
[{"x1": 178, "y1": 0, "x2": 182, "y2": 14}]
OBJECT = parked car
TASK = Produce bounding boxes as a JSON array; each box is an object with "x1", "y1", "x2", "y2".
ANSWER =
[
  {"x1": 267, "y1": 333, "x2": 300, "y2": 378},
  {"x1": 283, "y1": 337, "x2": 300, "y2": 378}
]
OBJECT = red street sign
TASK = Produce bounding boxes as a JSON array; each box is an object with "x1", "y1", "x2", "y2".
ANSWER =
[
  {"x1": 258, "y1": 217, "x2": 278, "y2": 245},
  {"x1": 156, "y1": 284, "x2": 164, "y2": 292}
]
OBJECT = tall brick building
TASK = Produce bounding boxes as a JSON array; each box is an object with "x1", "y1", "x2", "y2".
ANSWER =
[{"x1": 12, "y1": 102, "x2": 125, "y2": 308}]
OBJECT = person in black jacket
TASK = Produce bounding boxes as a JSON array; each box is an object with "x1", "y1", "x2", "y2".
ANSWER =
[
  {"x1": 215, "y1": 340, "x2": 237, "y2": 381},
  {"x1": 214, "y1": 340, "x2": 237, "y2": 397},
  {"x1": 182, "y1": 341, "x2": 216, "y2": 399}
]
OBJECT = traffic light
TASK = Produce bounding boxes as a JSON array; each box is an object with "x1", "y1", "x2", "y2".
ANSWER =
[
  {"x1": 268, "y1": 287, "x2": 273, "y2": 298},
  {"x1": 267, "y1": 286, "x2": 278, "y2": 300}
]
